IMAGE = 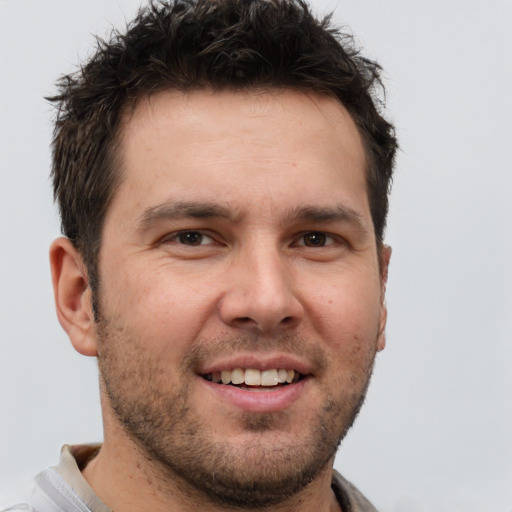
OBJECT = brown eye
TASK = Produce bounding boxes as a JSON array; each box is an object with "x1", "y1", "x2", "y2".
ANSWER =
[
  {"x1": 178, "y1": 231, "x2": 205, "y2": 245},
  {"x1": 302, "y1": 232, "x2": 328, "y2": 247}
]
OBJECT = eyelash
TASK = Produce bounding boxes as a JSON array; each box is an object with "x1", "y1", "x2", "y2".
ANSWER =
[
  {"x1": 162, "y1": 230, "x2": 343, "y2": 249},
  {"x1": 295, "y1": 231, "x2": 337, "y2": 248},
  {"x1": 163, "y1": 230, "x2": 216, "y2": 246}
]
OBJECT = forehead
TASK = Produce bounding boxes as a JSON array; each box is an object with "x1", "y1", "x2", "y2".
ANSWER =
[
  {"x1": 121, "y1": 88, "x2": 365, "y2": 165},
  {"x1": 111, "y1": 88, "x2": 369, "y2": 225}
]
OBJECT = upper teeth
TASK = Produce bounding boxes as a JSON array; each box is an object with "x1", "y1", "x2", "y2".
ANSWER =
[{"x1": 209, "y1": 368, "x2": 296, "y2": 386}]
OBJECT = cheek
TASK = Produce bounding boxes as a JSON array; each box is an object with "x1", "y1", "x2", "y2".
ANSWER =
[
  {"x1": 314, "y1": 293, "x2": 380, "y2": 393},
  {"x1": 101, "y1": 262, "x2": 221, "y2": 348},
  {"x1": 305, "y1": 273, "x2": 382, "y2": 354}
]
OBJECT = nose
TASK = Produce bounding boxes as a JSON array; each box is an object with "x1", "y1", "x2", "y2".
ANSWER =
[{"x1": 219, "y1": 246, "x2": 304, "y2": 333}]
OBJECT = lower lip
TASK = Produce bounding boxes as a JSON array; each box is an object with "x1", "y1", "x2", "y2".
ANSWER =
[{"x1": 199, "y1": 377, "x2": 308, "y2": 413}]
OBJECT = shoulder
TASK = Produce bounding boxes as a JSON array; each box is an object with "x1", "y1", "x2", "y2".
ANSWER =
[
  {"x1": 332, "y1": 470, "x2": 379, "y2": 512},
  {"x1": 1, "y1": 506, "x2": 36, "y2": 512}
]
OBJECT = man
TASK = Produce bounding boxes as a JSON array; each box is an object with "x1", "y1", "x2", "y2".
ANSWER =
[{"x1": 7, "y1": 0, "x2": 397, "y2": 510}]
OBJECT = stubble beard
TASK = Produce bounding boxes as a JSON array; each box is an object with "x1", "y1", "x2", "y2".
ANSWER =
[{"x1": 96, "y1": 315, "x2": 377, "y2": 509}]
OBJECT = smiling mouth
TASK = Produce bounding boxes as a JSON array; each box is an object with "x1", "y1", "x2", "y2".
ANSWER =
[{"x1": 202, "y1": 368, "x2": 304, "y2": 389}]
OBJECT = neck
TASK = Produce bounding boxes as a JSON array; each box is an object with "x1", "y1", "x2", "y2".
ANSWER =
[{"x1": 82, "y1": 432, "x2": 341, "y2": 512}]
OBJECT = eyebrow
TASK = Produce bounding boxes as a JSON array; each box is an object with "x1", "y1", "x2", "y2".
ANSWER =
[
  {"x1": 286, "y1": 205, "x2": 370, "y2": 236},
  {"x1": 137, "y1": 200, "x2": 369, "y2": 237},
  {"x1": 137, "y1": 200, "x2": 239, "y2": 231}
]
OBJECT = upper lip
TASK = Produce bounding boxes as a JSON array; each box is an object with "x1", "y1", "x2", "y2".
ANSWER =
[{"x1": 197, "y1": 352, "x2": 314, "y2": 376}]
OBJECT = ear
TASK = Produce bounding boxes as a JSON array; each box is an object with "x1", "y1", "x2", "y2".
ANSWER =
[
  {"x1": 50, "y1": 237, "x2": 98, "y2": 356},
  {"x1": 377, "y1": 244, "x2": 392, "y2": 352}
]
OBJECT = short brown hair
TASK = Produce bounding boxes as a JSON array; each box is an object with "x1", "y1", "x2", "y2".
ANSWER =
[{"x1": 49, "y1": 0, "x2": 397, "y2": 300}]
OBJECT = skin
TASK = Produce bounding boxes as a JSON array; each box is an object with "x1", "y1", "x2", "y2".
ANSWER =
[{"x1": 50, "y1": 89, "x2": 391, "y2": 512}]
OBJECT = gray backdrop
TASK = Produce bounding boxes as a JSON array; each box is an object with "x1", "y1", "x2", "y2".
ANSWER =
[{"x1": 1, "y1": 1, "x2": 511, "y2": 510}]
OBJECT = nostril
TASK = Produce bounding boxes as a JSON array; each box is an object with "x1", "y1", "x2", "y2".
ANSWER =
[
  {"x1": 233, "y1": 317, "x2": 256, "y2": 326},
  {"x1": 233, "y1": 315, "x2": 297, "y2": 330}
]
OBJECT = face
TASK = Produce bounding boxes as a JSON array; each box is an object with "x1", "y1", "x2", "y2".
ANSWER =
[{"x1": 94, "y1": 89, "x2": 389, "y2": 507}]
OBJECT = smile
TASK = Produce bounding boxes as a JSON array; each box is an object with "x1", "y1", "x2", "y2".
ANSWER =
[{"x1": 202, "y1": 368, "x2": 303, "y2": 388}]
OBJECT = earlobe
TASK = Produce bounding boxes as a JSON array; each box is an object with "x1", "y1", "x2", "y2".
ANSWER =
[
  {"x1": 377, "y1": 244, "x2": 392, "y2": 352},
  {"x1": 380, "y1": 244, "x2": 392, "y2": 289},
  {"x1": 50, "y1": 237, "x2": 98, "y2": 357},
  {"x1": 377, "y1": 305, "x2": 387, "y2": 351}
]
